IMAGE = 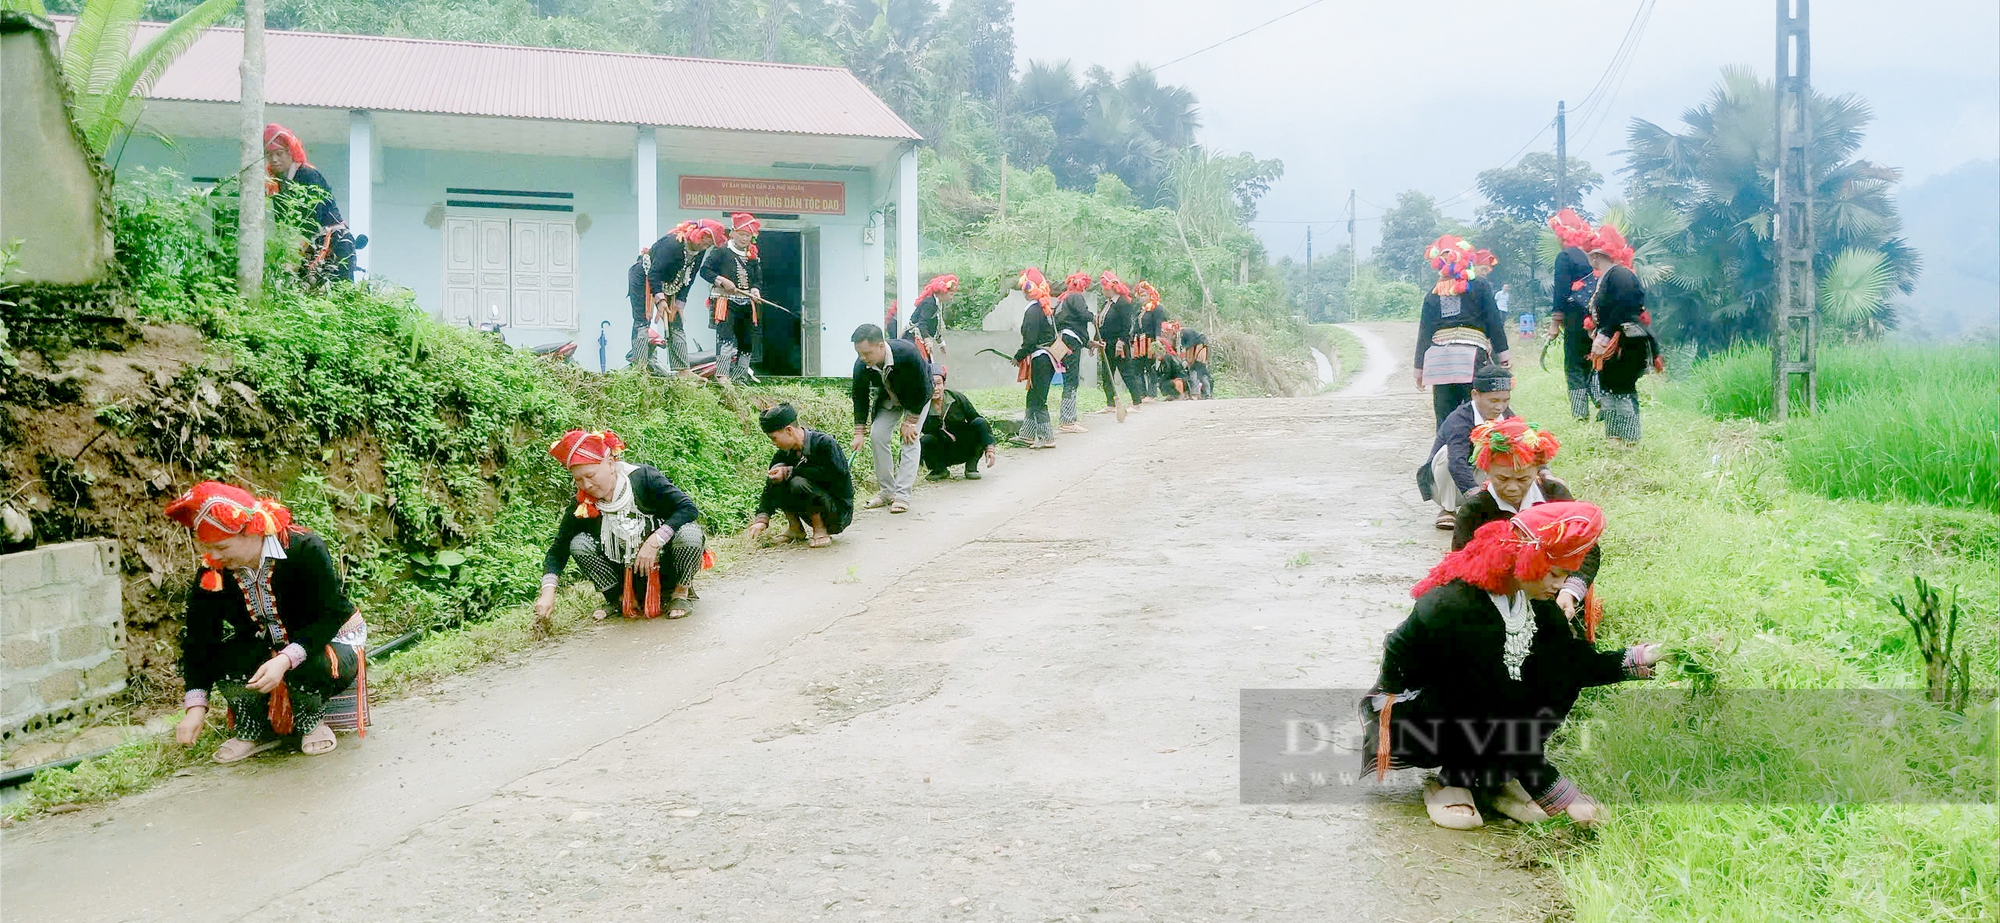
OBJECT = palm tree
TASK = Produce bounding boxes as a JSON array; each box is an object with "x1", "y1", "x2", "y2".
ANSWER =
[
  {"x1": 1622, "y1": 66, "x2": 1920, "y2": 350},
  {"x1": 12, "y1": 0, "x2": 239, "y2": 157}
]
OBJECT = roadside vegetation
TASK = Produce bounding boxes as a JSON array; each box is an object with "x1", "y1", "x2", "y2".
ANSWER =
[{"x1": 1499, "y1": 352, "x2": 1997, "y2": 922}]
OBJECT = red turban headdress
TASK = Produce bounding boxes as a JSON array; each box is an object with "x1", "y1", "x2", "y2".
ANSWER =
[
  {"x1": 1134, "y1": 281, "x2": 1161, "y2": 309},
  {"x1": 1017, "y1": 267, "x2": 1046, "y2": 293},
  {"x1": 1548, "y1": 208, "x2": 1596, "y2": 250},
  {"x1": 918, "y1": 274, "x2": 960, "y2": 303},
  {"x1": 1098, "y1": 270, "x2": 1130, "y2": 299},
  {"x1": 549, "y1": 430, "x2": 626, "y2": 468},
  {"x1": 697, "y1": 218, "x2": 728, "y2": 245},
  {"x1": 1426, "y1": 235, "x2": 1476, "y2": 296},
  {"x1": 165, "y1": 482, "x2": 305, "y2": 592},
  {"x1": 1064, "y1": 272, "x2": 1093, "y2": 294},
  {"x1": 730, "y1": 213, "x2": 761, "y2": 234},
  {"x1": 1412, "y1": 501, "x2": 1604, "y2": 597},
  {"x1": 262, "y1": 123, "x2": 310, "y2": 167},
  {"x1": 1469, "y1": 418, "x2": 1560, "y2": 471},
  {"x1": 1588, "y1": 223, "x2": 1635, "y2": 270}
]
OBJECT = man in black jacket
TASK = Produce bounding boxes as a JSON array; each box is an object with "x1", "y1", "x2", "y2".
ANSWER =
[
  {"x1": 850, "y1": 324, "x2": 932, "y2": 514},
  {"x1": 920, "y1": 375, "x2": 1000, "y2": 479},
  {"x1": 749, "y1": 403, "x2": 852, "y2": 548},
  {"x1": 1418, "y1": 364, "x2": 1517, "y2": 530}
]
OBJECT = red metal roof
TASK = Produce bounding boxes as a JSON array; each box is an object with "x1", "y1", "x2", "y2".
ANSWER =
[{"x1": 101, "y1": 19, "x2": 920, "y2": 141}]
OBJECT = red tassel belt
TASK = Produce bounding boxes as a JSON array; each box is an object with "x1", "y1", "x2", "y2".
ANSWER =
[
  {"x1": 623, "y1": 565, "x2": 663, "y2": 619},
  {"x1": 1374, "y1": 692, "x2": 1397, "y2": 781}
]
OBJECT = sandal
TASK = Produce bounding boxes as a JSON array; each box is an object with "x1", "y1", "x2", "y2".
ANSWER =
[
  {"x1": 1434, "y1": 510, "x2": 1457, "y2": 530},
  {"x1": 807, "y1": 533, "x2": 832, "y2": 548},
  {"x1": 1422, "y1": 778, "x2": 1484, "y2": 830},
  {"x1": 214, "y1": 738, "x2": 283, "y2": 764},
  {"x1": 1489, "y1": 779, "x2": 1550, "y2": 824},
  {"x1": 888, "y1": 500, "x2": 909, "y2": 514},
  {"x1": 667, "y1": 594, "x2": 694, "y2": 620},
  {"x1": 301, "y1": 724, "x2": 337, "y2": 756}
]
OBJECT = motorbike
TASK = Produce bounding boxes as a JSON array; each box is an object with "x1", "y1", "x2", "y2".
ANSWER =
[{"x1": 472, "y1": 319, "x2": 576, "y2": 365}]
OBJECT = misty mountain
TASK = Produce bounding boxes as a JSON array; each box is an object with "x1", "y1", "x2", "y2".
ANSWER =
[{"x1": 1897, "y1": 160, "x2": 1999, "y2": 339}]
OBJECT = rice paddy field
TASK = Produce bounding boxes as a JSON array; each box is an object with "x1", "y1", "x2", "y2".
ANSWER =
[{"x1": 1503, "y1": 344, "x2": 1999, "y2": 922}]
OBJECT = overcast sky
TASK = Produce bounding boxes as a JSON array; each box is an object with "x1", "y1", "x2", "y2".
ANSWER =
[{"x1": 1009, "y1": 0, "x2": 2000, "y2": 262}]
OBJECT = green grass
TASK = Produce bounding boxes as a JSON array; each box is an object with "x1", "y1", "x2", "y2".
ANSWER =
[
  {"x1": 1501, "y1": 361, "x2": 2000, "y2": 923},
  {"x1": 1666, "y1": 344, "x2": 1998, "y2": 510}
]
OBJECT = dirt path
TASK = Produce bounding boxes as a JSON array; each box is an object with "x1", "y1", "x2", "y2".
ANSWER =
[{"x1": 2, "y1": 323, "x2": 1556, "y2": 922}]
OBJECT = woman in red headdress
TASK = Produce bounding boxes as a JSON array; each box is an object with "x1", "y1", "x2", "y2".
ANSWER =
[
  {"x1": 699, "y1": 214, "x2": 764, "y2": 383},
  {"x1": 1010, "y1": 269, "x2": 1062, "y2": 448},
  {"x1": 165, "y1": 482, "x2": 367, "y2": 763},
  {"x1": 1547, "y1": 209, "x2": 1603, "y2": 422},
  {"x1": 907, "y1": 274, "x2": 960, "y2": 368},
  {"x1": 536, "y1": 430, "x2": 706, "y2": 628},
  {"x1": 1054, "y1": 272, "x2": 1097, "y2": 431},
  {"x1": 1094, "y1": 271, "x2": 1144, "y2": 418},
  {"x1": 1452, "y1": 419, "x2": 1602, "y2": 628},
  {"x1": 1414, "y1": 235, "x2": 1512, "y2": 426},
  {"x1": 1363, "y1": 502, "x2": 1662, "y2": 830},
  {"x1": 263, "y1": 123, "x2": 356, "y2": 286},
  {"x1": 1584, "y1": 224, "x2": 1656, "y2": 446}
]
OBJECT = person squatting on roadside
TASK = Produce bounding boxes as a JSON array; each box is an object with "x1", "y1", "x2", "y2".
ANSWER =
[
  {"x1": 851, "y1": 323, "x2": 933, "y2": 512},
  {"x1": 1054, "y1": 272, "x2": 1097, "y2": 432},
  {"x1": 1011, "y1": 269, "x2": 1063, "y2": 448},
  {"x1": 1414, "y1": 235, "x2": 1511, "y2": 426},
  {"x1": 1362, "y1": 501, "x2": 1664, "y2": 831},
  {"x1": 1418, "y1": 363, "x2": 1517, "y2": 529},
  {"x1": 700, "y1": 213, "x2": 763, "y2": 383},
  {"x1": 537, "y1": 430, "x2": 707, "y2": 627},
  {"x1": 920, "y1": 374, "x2": 1000, "y2": 480},
  {"x1": 1451, "y1": 418, "x2": 1604, "y2": 635},
  {"x1": 748, "y1": 403, "x2": 853, "y2": 549},
  {"x1": 166, "y1": 483, "x2": 369, "y2": 763}
]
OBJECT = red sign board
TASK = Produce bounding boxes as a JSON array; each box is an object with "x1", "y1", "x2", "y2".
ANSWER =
[{"x1": 679, "y1": 176, "x2": 846, "y2": 215}]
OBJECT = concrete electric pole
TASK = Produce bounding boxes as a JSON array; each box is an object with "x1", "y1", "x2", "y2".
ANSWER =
[{"x1": 1773, "y1": 0, "x2": 1817, "y2": 421}]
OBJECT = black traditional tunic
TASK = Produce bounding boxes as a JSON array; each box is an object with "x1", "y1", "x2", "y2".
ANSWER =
[
  {"x1": 1551, "y1": 246, "x2": 1597, "y2": 378},
  {"x1": 1098, "y1": 296, "x2": 1136, "y2": 356},
  {"x1": 542, "y1": 465, "x2": 700, "y2": 581},
  {"x1": 908, "y1": 294, "x2": 944, "y2": 340},
  {"x1": 272, "y1": 165, "x2": 353, "y2": 283},
  {"x1": 759, "y1": 429, "x2": 854, "y2": 534},
  {"x1": 699, "y1": 244, "x2": 762, "y2": 341},
  {"x1": 1589, "y1": 265, "x2": 1652, "y2": 394},
  {"x1": 920, "y1": 389, "x2": 997, "y2": 470},
  {"x1": 1365, "y1": 579, "x2": 1636, "y2": 798},
  {"x1": 1414, "y1": 277, "x2": 1510, "y2": 372},
  {"x1": 1054, "y1": 292, "x2": 1094, "y2": 352}
]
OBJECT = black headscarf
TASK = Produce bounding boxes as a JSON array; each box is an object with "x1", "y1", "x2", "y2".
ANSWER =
[
  {"x1": 759, "y1": 403, "x2": 799, "y2": 434},
  {"x1": 1472, "y1": 364, "x2": 1513, "y2": 393}
]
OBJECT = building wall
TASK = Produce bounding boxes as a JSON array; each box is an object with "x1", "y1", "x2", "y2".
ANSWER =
[
  {"x1": 1, "y1": 541, "x2": 126, "y2": 739},
  {"x1": 0, "y1": 26, "x2": 114, "y2": 285},
  {"x1": 116, "y1": 131, "x2": 892, "y2": 376}
]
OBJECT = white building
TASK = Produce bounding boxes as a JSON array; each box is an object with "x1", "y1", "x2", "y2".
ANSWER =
[{"x1": 111, "y1": 20, "x2": 921, "y2": 374}]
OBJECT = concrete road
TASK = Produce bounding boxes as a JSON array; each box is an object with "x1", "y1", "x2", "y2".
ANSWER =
[{"x1": 2, "y1": 323, "x2": 1555, "y2": 922}]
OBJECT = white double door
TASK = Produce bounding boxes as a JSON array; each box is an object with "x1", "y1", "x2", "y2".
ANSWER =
[{"x1": 442, "y1": 215, "x2": 578, "y2": 330}]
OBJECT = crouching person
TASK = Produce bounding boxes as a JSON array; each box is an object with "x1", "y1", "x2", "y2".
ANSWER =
[
  {"x1": 536, "y1": 429, "x2": 705, "y2": 627},
  {"x1": 921, "y1": 374, "x2": 1000, "y2": 480},
  {"x1": 1362, "y1": 502, "x2": 1662, "y2": 830},
  {"x1": 1418, "y1": 363, "x2": 1517, "y2": 530},
  {"x1": 749, "y1": 403, "x2": 854, "y2": 548},
  {"x1": 166, "y1": 482, "x2": 367, "y2": 763}
]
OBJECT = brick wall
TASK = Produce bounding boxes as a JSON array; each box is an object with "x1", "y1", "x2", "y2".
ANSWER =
[{"x1": 1, "y1": 540, "x2": 126, "y2": 738}]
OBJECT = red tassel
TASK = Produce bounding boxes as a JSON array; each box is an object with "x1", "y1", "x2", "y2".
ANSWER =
[
  {"x1": 1583, "y1": 587, "x2": 1604, "y2": 644},
  {"x1": 268, "y1": 681, "x2": 294, "y2": 736},
  {"x1": 1016, "y1": 358, "x2": 1030, "y2": 382},
  {"x1": 199, "y1": 569, "x2": 222, "y2": 592},
  {"x1": 700, "y1": 548, "x2": 716, "y2": 570},
  {"x1": 622, "y1": 568, "x2": 638, "y2": 618},
  {"x1": 643, "y1": 568, "x2": 662, "y2": 619},
  {"x1": 1374, "y1": 693, "x2": 1397, "y2": 781}
]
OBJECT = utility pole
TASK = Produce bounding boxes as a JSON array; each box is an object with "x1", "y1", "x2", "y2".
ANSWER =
[
  {"x1": 1555, "y1": 100, "x2": 1567, "y2": 213},
  {"x1": 236, "y1": 0, "x2": 266, "y2": 303},
  {"x1": 1305, "y1": 227, "x2": 1313, "y2": 321},
  {"x1": 1773, "y1": 0, "x2": 1817, "y2": 420}
]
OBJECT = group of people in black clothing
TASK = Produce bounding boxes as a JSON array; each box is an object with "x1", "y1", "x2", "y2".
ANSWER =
[
  {"x1": 1369, "y1": 220, "x2": 1666, "y2": 831},
  {"x1": 1009, "y1": 268, "x2": 1211, "y2": 448},
  {"x1": 625, "y1": 212, "x2": 772, "y2": 382}
]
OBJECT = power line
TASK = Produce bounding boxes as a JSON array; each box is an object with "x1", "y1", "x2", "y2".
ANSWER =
[
  {"x1": 1432, "y1": 116, "x2": 1556, "y2": 211},
  {"x1": 1568, "y1": 0, "x2": 1658, "y2": 131},
  {"x1": 1573, "y1": 0, "x2": 1658, "y2": 156},
  {"x1": 1153, "y1": 0, "x2": 1335, "y2": 71}
]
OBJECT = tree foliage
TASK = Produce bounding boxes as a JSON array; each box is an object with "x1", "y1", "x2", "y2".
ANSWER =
[
  {"x1": 1621, "y1": 66, "x2": 1920, "y2": 350},
  {"x1": 1372, "y1": 190, "x2": 1444, "y2": 285},
  {"x1": 22, "y1": 0, "x2": 238, "y2": 156}
]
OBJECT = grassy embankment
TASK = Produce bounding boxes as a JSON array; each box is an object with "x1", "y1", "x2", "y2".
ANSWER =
[{"x1": 1495, "y1": 345, "x2": 1997, "y2": 922}]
